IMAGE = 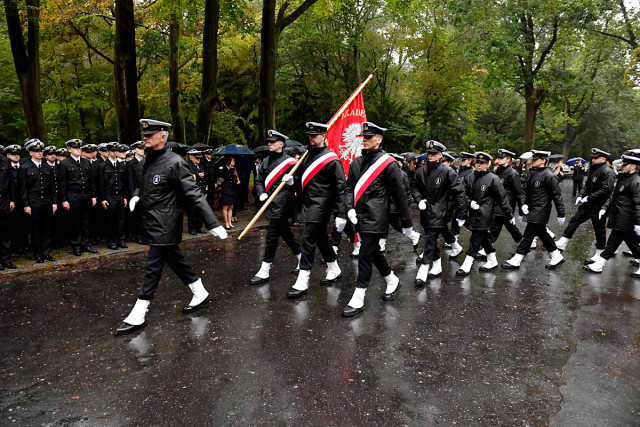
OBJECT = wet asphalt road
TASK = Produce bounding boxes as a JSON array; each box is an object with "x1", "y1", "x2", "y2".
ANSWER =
[{"x1": 1, "y1": 181, "x2": 639, "y2": 425}]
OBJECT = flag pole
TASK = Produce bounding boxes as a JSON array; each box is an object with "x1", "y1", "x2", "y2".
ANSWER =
[{"x1": 237, "y1": 69, "x2": 378, "y2": 241}]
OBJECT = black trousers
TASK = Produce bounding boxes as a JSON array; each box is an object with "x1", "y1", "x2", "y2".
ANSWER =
[
  {"x1": 600, "y1": 230, "x2": 640, "y2": 259},
  {"x1": 9, "y1": 205, "x2": 29, "y2": 252},
  {"x1": 490, "y1": 215, "x2": 522, "y2": 243},
  {"x1": 420, "y1": 227, "x2": 449, "y2": 264},
  {"x1": 300, "y1": 222, "x2": 336, "y2": 270},
  {"x1": 330, "y1": 221, "x2": 357, "y2": 246},
  {"x1": 572, "y1": 179, "x2": 583, "y2": 196},
  {"x1": 356, "y1": 233, "x2": 392, "y2": 289},
  {"x1": 515, "y1": 223, "x2": 557, "y2": 255},
  {"x1": 29, "y1": 203, "x2": 52, "y2": 259},
  {"x1": 562, "y1": 210, "x2": 607, "y2": 250},
  {"x1": 138, "y1": 245, "x2": 198, "y2": 300},
  {"x1": 263, "y1": 216, "x2": 301, "y2": 263},
  {"x1": 0, "y1": 209, "x2": 11, "y2": 263},
  {"x1": 467, "y1": 229, "x2": 495, "y2": 259},
  {"x1": 105, "y1": 195, "x2": 126, "y2": 244},
  {"x1": 68, "y1": 193, "x2": 92, "y2": 250}
]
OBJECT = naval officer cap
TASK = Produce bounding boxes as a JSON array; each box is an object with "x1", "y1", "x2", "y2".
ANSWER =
[
  {"x1": 117, "y1": 144, "x2": 130, "y2": 152},
  {"x1": 65, "y1": 138, "x2": 83, "y2": 148},
  {"x1": 425, "y1": 140, "x2": 446, "y2": 153},
  {"x1": 97, "y1": 143, "x2": 108, "y2": 151},
  {"x1": 26, "y1": 139, "x2": 45, "y2": 151},
  {"x1": 43, "y1": 145, "x2": 57, "y2": 155},
  {"x1": 131, "y1": 141, "x2": 144, "y2": 149},
  {"x1": 361, "y1": 121, "x2": 387, "y2": 136},
  {"x1": 0, "y1": 145, "x2": 4, "y2": 152},
  {"x1": 56, "y1": 147, "x2": 68, "y2": 156},
  {"x1": 187, "y1": 149, "x2": 202, "y2": 156},
  {"x1": 140, "y1": 119, "x2": 171, "y2": 135},
  {"x1": 460, "y1": 151, "x2": 475, "y2": 159},
  {"x1": 106, "y1": 142, "x2": 119, "y2": 151},
  {"x1": 5, "y1": 144, "x2": 22, "y2": 154},
  {"x1": 531, "y1": 149, "x2": 551, "y2": 159},
  {"x1": 266, "y1": 129, "x2": 288, "y2": 142},
  {"x1": 442, "y1": 152, "x2": 455, "y2": 163},
  {"x1": 475, "y1": 151, "x2": 493, "y2": 162},
  {"x1": 620, "y1": 154, "x2": 640, "y2": 165},
  {"x1": 305, "y1": 122, "x2": 329, "y2": 134},
  {"x1": 82, "y1": 144, "x2": 97, "y2": 153},
  {"x1": 444, "y1": 150, "x2": 458, "y2": 158},
  {"x1": 591, "y1": 147, "x2": 610, "y2": 158},
  {"x1": 497, "y1": 148, "x2": 516, "y2": 158}
]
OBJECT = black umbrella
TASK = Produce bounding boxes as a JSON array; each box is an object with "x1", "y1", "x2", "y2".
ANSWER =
[
  {"x1": 549, "y1": 154, "x2": 565, "y2": 159},
  {"x1": 192, "y1": 142, "x2": 214, "y2": 150},
  {"x1": 284, "y1": 139, "x2": 302, "y2": 147},
  {"x1": 401, "y1": 152, "x2": 418, "y2": 160},
  {"x1": 252, "y1": 145, "x2": 269, "y2": 155},
  {"x1": 165, "y1": 141, "x2": 189, "y2": 155},
  {"x1": 211, "y1": 144, "x2": 255, "y2": 156},
  {"x1": 285, "y1": 145, "x2": 307, "y2": 155}
]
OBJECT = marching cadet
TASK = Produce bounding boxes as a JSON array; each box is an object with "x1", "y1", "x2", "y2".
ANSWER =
[
  {"x1": 450, "y1": 151, "x2": 475, "y2": 238},
  {"x1": 286, "y1": 121, "x2": 347, "y2": 299},
  {"x1": 6, "y1": 144, "x2": 29, "y2": 254},
  {"x1": 583, "y1": 154, "x2": 640, "y2": 275},
  {"x1": 411, "y1": 140, "x2": 467, "y2": 285},
  {"x1": 571, "y1": 158, "x2": 586, "y2": 197},
  {"x1": 96, "y1": 143, "x2": 108, "y2": 163},
  {"x1": 456, "y1": 152, "x2": 514, "y2": 275},
  {"x1": 0, "y1": 147, "x2": 17, "y2": 269},
  {"x1": 56, "y1": 147, "x2": 68, "y2": 162},
  {"x1": 115, "y1": 119, "x2": 227, "y2": 336},
  {"x1": 555, "y1": 148, "x2": 614, "y2": 258},
  {"x1": 82, "y1": 144, "x2": 98, "y2": 163},
  {"x1": 18, "y1": 139, "x2": 57, "y2": 263},
  {"x1": 96, "y1": 142, "x2": 129, "y2": 250},
  {"x1": 249, "y1": 129, "x2": 302, "y2": 285},
  {"x1": 502, "y1": 150, "x2": 566, "y2": 270},
  {"x1": 186, "y1": 149, "x2": 207, "y2": 234},
  {"x1": 341, "y1": 122, "x2": 414, "y2": 317},
  {"x1": 489, "y1": 148, "x2": 525, "y2": 244},
  {"x1": 58, "y1": 139, "x2": 97, "y2": 256}
]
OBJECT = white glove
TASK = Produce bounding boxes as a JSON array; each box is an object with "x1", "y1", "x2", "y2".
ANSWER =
[
  {"x1": 456, "y1": 218, "x2": 465, "y2": 227},
  {"x1": 599, "y1": 209, "x2": 606, "y2": 220},
  {"x1": 635, "y1": 225, "x2": 640, "y2": 237},
  {"x1": 347, "y1": 209, "x2": 358, "y2": 225},
  {"x1": 470, "y1": 200, "x2": 480, "y2": 210},
  {"x1": 402, "y1": 227, "x2": 413, "y2": 237},
  {"x1": 259, "y1": 193, "x2": 268, "y2": 202},
  {"x1": 335, "y1": 217, "x2": 347, "y2": 233},
  {"x1": 521, "y1": 204, "x2": 529, "y2": 215},
  {"x1": 581, "y1": 196, "x2": 588, "y2": 204},
  {"x1": 209, "y1": 225, "x2": 228, "y2": 239},
  {"x1": 129, "y1": 196, "x2": 139, "y2": 212},
  {"x1": 282, "y1": 174, "x2": 294, "y2": 186},
  {"x1": 575, "y1": 197, "x2": 582, "y2": 206},
  {"x1": 418, "y1": 200, "x2": 427, "y2": 211},
  {"x1": 557, "y1": 217, "x2": 565, "y2": 225},
  {"x1": 509, "y1": 217, "x2": 516, "y2": 225}
]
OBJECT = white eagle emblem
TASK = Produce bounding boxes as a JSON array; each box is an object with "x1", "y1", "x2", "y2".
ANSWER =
[
  {"x1": 535, "y1": 181, "x2": 541, "y2": 188},
  {"x1": 481, "y1": 184, "x2": 487, "y2": 191},
  {"x1": 153, "y1": 174, "x2": 161, "y2": 184},
  {"x1": 620, "y1": 185, "x2": 625, "y2": 192},
  {"x1": 338, "y1": 123, "x2": 364, "y2": 162}
]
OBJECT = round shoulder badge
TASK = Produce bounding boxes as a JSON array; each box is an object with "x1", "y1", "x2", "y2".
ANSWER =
[
  {"x1": 620, "y1": 185, "x2": 625, "y2": 192},
  {"x1": 153, "y1": 174, "x2": 161, "y2": 184},
  {"x1": 435, "y1": 177, "x2": 442, "y2": 185},
  {"x1": 535, "y1": 180, "x2": 541, "y2": 188},
  {"x1": 481, "y1": 184, "x2": 487, "y2": 192},
  {"x1": 592, "y1": 176, "x2": 597, "y2": 182}
]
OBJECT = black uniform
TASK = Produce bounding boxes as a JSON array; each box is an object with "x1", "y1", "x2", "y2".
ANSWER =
[
  {"x1": 346, "y1": 149, "x2": 412, "y2": 289},
  {"x1": 254, "y1": 151, "x2": 301, "y2": 263},
  {"x1": 8, "y1": 161, "x2": 29, "y2": 253},
  {"x1": 561, "y1": 162, "x2": 614, "y2": 250},
  {"x1": 411, "y1": 161, "x2": 466, "y2": 265},
  {"x1": 451, "y1": 165, "x2": 474, "y2": 236},
  {"x1": 515, "y1": 167, "x2": 565, "y2": 255},
  {"x1": 490, "y1": 165, "x2": 524, "y2": 243},
  {"x1": 599, "y1": 172, "x2": 640, "y2": 259},
  {"x1": 96, "y1": 159, "x2": 129, "y2": 247},
  {"x1": 186, "y1": 160, "x2": 207, "y2": 233},
  {"x1": 58, "y1": 156, "x2": 95, "y2": 253},
  {"x1": 571, "y1": 163, "x2": 586, "y2": 196},
  {"x1": 0, "y1": 157, "x2": 15, "y2": 266},
  {"x1": 18, "y1": 160, "x2": 57, "y2": 261},
  {"x1": 125, "y1": 156, "x2": 144, "y2": 242}
]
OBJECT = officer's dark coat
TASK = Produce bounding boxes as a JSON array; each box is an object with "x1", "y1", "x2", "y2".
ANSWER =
[
  {"x1": 254, "y1": 151, "x2": 296, "y2": 219},
  {"x1": 411, "y1": 161, "x2": 466, "y2": 228},
  {"x1": 187, "y1": 160, "x2": 207, "y2": 194},
  {"x1": 602, "y1": 172, "x2": 640, "y2": 231},
  {"x1": 578, "y1": 162, "x2": 615, "y2": 216},
  {"x1": 571, "y1": 164, "x2": 586, "y2": 181},
  {"x1": 96, "y1": 160, "x2": 129, "y2": 201},
  {"x1": 523, "y1": 167, "x2": 565, "y2": 224},
  {"x1": 18, "y1": 160, "x2": 57, "y2": 206},
  {"x1": 462, "y1": 170, "x2": 513, "y2": 231},
  {"x1": 345, "y1": 149, "x2": 412, "y2": 234},
  {"x1": 0, "y1": 157, "x2": 15, "y2": 213},
  {"x1": 134, "y1": 147, "x2": 220, "y2": 246},
  {"x1": 58, "y1": 156, "x2": 95, "y2": 202},
  {"x1": 495, "y1": 165, "x2": 525, "y2": 216}
]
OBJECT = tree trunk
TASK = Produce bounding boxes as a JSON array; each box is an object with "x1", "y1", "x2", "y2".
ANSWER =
[
  {"x1": 114, "y1": 0, "x2": 140, "y2": 145},
  {"x1": 353, "y1": 44, "x2": 361, "y2": 85},
  {"x1": 258, "y1": 0, "x2": 278, "y2": 142},
  {"x1": 4, "y1": 0, "x2": 46, "y2": 140},
  {"x1": 169, "y1": 3, "x2": 186, "y2": 144},
  {"x1": 195, "y1": 0, "x2": 220, "y2": 145}
]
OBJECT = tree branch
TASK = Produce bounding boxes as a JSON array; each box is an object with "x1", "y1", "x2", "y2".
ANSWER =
[
  {"x1": 69, "y1": 21, "x2": 114, "y2": 64},
  {"x1": 277, "y1": 0, "x2": 318, "y2": 31},
  {"x1": 534, "y1": 17, "x2": 558, "y2": 74}
]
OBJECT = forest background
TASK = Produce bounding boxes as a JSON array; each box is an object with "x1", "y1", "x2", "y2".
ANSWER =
[{"x1": 3, "y1": 0, "x2": 640, "y2": 158}]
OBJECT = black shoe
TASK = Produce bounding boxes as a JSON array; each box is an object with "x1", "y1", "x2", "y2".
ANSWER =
[
  {"x1": 35, "y1": 257, "x2": 44, "y2": 263},
  {"x1": 287, "y1": 288, "x2": 307, "y2": 299},
  {"x1": 118, "y1": 242, "x2": 128, "y2": 249},
  {"x1": 291, "y1": 268, "x2": 299, "y2": 276},
  {"x1": 415, "y1": 278, "x2": 426, "y2": 288},
  {"x1": 582, "y1": 265, "x2": 602, "y2": 273},
  {"x1": 443, "y1": 243, "x2": 452, "y2": 250},
  {"x1": 584, "y1": 259, "x2": 595, "y2": 265},
  {"x1": 196, "y1": 229, "x2": 206, "y2": 234},
  {"x1": 428, "y1": 271, "x2": 442, "y2": 278},
  {"x1": 2, "y1": 262, "x2": 17, "y2": 269},
  {"x1": 45, "y1": 255, "x2": 55, "y2": 262},
  {"x1": 382, "y1": 282, "x2": 402, "y2": 301},
  {"x1": 114, "y1": 322, "x2": 145, "y2": 336},
  {"x1": 415, "y1": 255, "x2": 423, "y2": 265},
  {"x1": 413, "y1": 235, "x2": 421, "y2": 252},
  {"x1": 545, "y1": 259, "x2": 565, "y2": 270},
  {"x1": 623, "y1": 250, "x2": 634, "y2": 257},
  {"x1": 108, "y1": 244, "x2": 119, "y2": 250},
  {"x1": 189, "y1": 230, "x2": 198, "y2": 235},
  {"x1": 320, "y1": 273, "x2": 342, "y2": 285},
  {"x1": 455, "y1": 269, "x2": 469, "y2": 276},
  {"x1": 249, "y1": 276, "x2": 268, "y2": 285},
  {"x1": 501, "y1": 262, "x2": 520, "y2": 270},
  {"x1": 84, "y1": 246, "x2": 97, "y2": 254},
  {"x1": 342, "y1": 305, "x2": 362, "y2": 317},
  {"x1": 630, "y1": 259, "x2": 640, "y2": 267},
  {"x1": 183, "y1": 296, "x2": 210, "y2": 314},
  {"x1": 74, "y1": 248, "x2": 82, "y2": 256}
]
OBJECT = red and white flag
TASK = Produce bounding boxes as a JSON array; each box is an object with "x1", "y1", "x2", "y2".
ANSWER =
[{"x1": 327, "y1": 92, "x2": 367, "y2": 176}]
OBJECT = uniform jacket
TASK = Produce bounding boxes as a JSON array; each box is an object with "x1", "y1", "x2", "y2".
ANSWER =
[
  {"x1": 390, "y1": 168, "x2": 412, "y2": 215},
  {"x1": 58, "y1": 156, "x2": 95, "y2": 201},
  {"x1": 578, "y1": 162, "x2": 615, "y2": 216},
  {"x1": 602, "y1": 172, "x2": 640, "y2": 231},
  {"x1": 571, "y1": 164, "x2": 586, "y2": 181},
  {"x1": 254, "y1": 151, "x2": 296, "y2": 219},
  {"x1": 458, "y1": 166, "x2": 474, "y2": 182},
  {"x1": 495, "y1": 165, "x2": 525, "y2": 216},
  {"x1": 462, "y1": 170, "x2": 513, "y2": 230},
  {"x1": 96, "y1": 159, "x2": 129, "y2": 201},
  {"x1": 294, "y1": 146, "x2": 346, "y2": 223},
  {"x1": 8, "y1": 162, "x2": 22, "y2": 208},
  {"x1": 188, "y1": 161, "x2": 207, "y2": 194},
  {"x1": 411, "y1": 161, "x2": 466, "y2": 228},
  {"x1": 345, "y1": 149, "x2": 412, "y2": 234},
  {"x1": 0, "y1": 157, "x2": 15, "y2": 212},
  {"x1": 218, "y1": 165, "x2": 238, "y2": 198},
  {"x1": 18, "y1": 160, "x2": 57, "y2": 207},
  {"x1": 523, "y1": 167, "x2": 565, "y2": 224},
  {"x1": 135, "y1": 147, "x2": 220, "y2": 246}
]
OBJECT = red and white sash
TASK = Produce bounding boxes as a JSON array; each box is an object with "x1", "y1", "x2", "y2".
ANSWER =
[
  {"x1": 301, "y1": 151, "x2": 339, "y2": 190},
  {"x1": 265, "y1": 158, "x2": 297, "y2": 192},
  {"x1": 353, "y1": 153, "x2": 395, "y2": 206}
]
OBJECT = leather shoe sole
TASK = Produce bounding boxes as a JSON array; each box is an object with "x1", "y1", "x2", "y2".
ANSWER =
[
  {"x1": 545, "y1": 259, "x2": 565, "y2": 270},
  {"x1": 501, "y1": 263, "x2": 520, "y2": 270},
  {"x1": 582, "y1": 265, "x2": 602, "y2": 273},
  {"x1": 584, "y1": 259, "x2": 595, "y2": 265},
  {"x1": 183, "y1": 296, "x2": 210, "y2": 314},
  {"x1": 320, "y1": 273, "x2": 342, "y2": 285},
  {"x1": 415, "y1": 278, "x2": 426, "y2": 287},
  {"x1": 249, "y1": 276, "x2": 268, "y2": 285},
  {"x1": 342, "y1": 305, "x2": 362, "y2": 317},
  {"x1": 287, "y1": 288, "x2": 307, "y2": 299},
  {"x1": 479, "y1": 265, "x2": 498, "y2": 272},
  {"x1": 630, "y1": 259, "x2": 640, "y2": 267},
  {"x1": 115, "y1": 322, "x2": 145, "y2": 336},
  {"x1": 622, "y1": 250, "x2": 634, "y2": 257},
  {"x1": 382, "y1": 282, "x2": 402, "y2": 301},
  {"x1": 455, "y1": 269, "x2": 469, "y2": 276},
  {"x1": 427, "y1": 271, "x2": 441, "y2": 278}
]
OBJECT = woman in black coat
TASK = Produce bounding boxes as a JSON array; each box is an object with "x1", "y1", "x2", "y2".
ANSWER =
[{"x1": 219, "y1": 156, "x2": 240, "y2": 229}]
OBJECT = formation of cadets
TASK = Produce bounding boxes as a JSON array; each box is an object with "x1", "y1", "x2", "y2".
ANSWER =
[{"x1": 4, "y1": 118, "x2": 640, "y2": 328}]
